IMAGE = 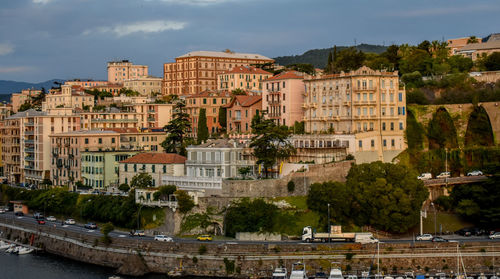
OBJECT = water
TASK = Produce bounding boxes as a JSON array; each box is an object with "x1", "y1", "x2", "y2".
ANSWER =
[{"x1": 0, "y1": 251, "x2": 167, "y2": 279}]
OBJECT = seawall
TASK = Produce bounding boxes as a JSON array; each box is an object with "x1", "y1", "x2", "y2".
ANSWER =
[{"x1": 2, "y1": 220, "x2": 500, "y2": 277}]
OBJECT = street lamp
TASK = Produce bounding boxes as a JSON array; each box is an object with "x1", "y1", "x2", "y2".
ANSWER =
[
  {"x1": 327, "y1": 203, "x2": 330, "y2": 243},
  {"x1": 431, "y1": 202, "x2": 437, "y2": 235}
]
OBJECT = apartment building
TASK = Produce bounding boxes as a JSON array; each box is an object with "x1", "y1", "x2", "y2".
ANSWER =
[
  {"x1": 49, "y1": 130, "x2": 121, "y2": 188},
  {"x1": 42, "y1": 84, "x2": 94, "y2": 111},
  {"x1": 119, "y1": 153, "x2": 186, "y2": 187},
  {"x1": 107, "y1": 60, "x2": 148, "y2": 83},
  {"x1": 124, "y1": 76, "x2": 162, "y2": 96},
  {"x1": 185, "y1": 90, "x2": 232, "y2": 137},
  {"x1": 163, "y1": 50, "x2": 273, "y2": 95},
  {"x1": 126, "y1": 103, "x2": 174, "y2": 129},
  {"x1": 82, "y1": 150, "x2": 139, "y2": 190},
  {"x1": 225, "y1": 95, "x2": 262, "y2": 134},
  {"x1": 303, "y1": 66, "x2": 406, "y2": 163},
  {"x1": 217, "y1": 66, "x2": 272, "y2": 93},
  {"x1": 3, "y1": 109, "x2": 81, "y2": 187},
  {"x1": 111, "y1": 127, "x2": 167, "y2": 152},
  {"x1": 262, "y1": 71, "x2": 306, "y2": 127},
  {"x1": 0, "y1": 118, "x2": 21, "y2": 183}
]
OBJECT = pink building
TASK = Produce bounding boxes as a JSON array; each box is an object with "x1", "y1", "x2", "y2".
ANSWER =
[
  {"x1": 261, "y1": 71, "x2": 306, "y2": 127},
  {"x1": 225, "y1": 95, "x2": 262, "y2": 134}
]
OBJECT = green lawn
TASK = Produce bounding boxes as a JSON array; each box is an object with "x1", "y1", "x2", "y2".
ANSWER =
[
  {"x1": 421, "y1": 212, "x2": 471, "y2": 234},
  {"x1": 272, "y1": 196, "x2": 320, "y2": 237}
]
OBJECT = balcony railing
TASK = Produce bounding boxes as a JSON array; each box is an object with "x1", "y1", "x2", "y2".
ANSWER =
[
  {"x1": 91, "y1": 118, "x2": 138, "y2": 123},
  {"x1": 25, "y1": 156, "x2": 35, "y2": 161}
]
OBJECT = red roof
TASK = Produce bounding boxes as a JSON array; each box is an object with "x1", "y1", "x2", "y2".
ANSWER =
[
  {"x1": 265, "y1": 71, "x2": 304, "y2": 81},
  {"x1": 222, "y1": 66, "x2": 271, "y2": 75},
  {"x1": 186, "y1": 90, "x2": 233, "y2": 98},
  {"x1": 225, "y1": 95, "x2": 262, "y2": 108},
  {"x1": 120, "y1": 153, "x2": 186, "y2": 164}
]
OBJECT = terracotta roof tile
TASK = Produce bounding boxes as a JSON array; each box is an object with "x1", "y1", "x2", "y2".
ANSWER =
[
  {"x1": 227, "y1": 95, "x2": 262, "y2": 108},
  {"x1": 265, "y1": 71, "x2": 305, "y2": 81},
  {"x1": 120, "y1": 153, "x2": 186, "y2": 164}
]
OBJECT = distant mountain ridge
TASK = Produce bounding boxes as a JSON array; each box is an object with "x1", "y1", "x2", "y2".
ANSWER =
[
  {"x1": 0, "y1": 79, "x2": 65, "y2": 95},
  {"x1": 273, "y1": 43, "x2": 388, "y2": 69}
]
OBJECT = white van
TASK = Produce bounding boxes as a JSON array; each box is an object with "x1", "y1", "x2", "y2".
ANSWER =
[
  {"x1": 417, "y1": 173, "x2": 432, "y2": 180},
  {"x1": 355, "y1": 233, "x2": 378, "y2": 244}
]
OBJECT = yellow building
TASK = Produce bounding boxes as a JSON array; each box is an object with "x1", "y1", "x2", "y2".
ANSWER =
[
  {"x1": 217, "y1": 66, "x2": 272, "y2": 94},
  {"x1": 42, "y1": 84, "x2": 94, "y2": 111},
  {"x1": 124, "y1": 76, "x2": 162, "y2": 96},
  {"x1": 107, "y1": 60, "x2": 148, "y2": 83},
  {"x1": 163, "y1": 50, "x2": 274, "y2": 95},
  {"x1": 303, "y1": 66, "x2": 407, "y2": 163}
]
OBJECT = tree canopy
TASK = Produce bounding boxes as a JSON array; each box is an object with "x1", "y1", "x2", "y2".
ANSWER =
[
  {"x1": 250, "y1": 112, "x2": 295, "y2": 177},
  {"x1": 465, "y1": 105, "x2": 495, "y2": 147},
  {"x1": 197, "y1": 108, "x2": 209, "y2": 143},
  {"x1": 130, "y1": 173, "x2": 153, "y2": 189},
  {"x1": 161, "y1": 100, "x2": 192, "y2": 156},
  {"x1": 427, "y1": 107, "x2": 458, "y2": 149},
  {"x1": 224, "y1": 198, "x2": 278, "y2": 237}
]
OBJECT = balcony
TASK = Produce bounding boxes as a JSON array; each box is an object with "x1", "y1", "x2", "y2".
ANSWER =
[
  {"x1": 147, "y1": 117, "x2": 156, "y2": 122},
  {"x1": 232, "y1": 117, "x2": 242, "y2": 122},
  {"x1": 24, "y1": 131, "x2": 34, "y2": 135},
  {"x1": 24, "y1": 140, "x2": 35, "y2": 145},
  {"x1": 25, "y1": 122, "x2": 34, "y2": 126},
  {"x1": 25, "y1": 156, "x2": 35, "y2": 161},
  {"x1": 92, "y1": 118, "x2": 138, "y2": 123},
  {"x1": 25, "y1": 148, "x2": 34, "y2": 153},
  {"x1": 148, "y1": 109, "x2": 156, "y2": 113}
]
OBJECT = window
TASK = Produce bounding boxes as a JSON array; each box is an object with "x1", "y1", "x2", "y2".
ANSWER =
[
  {"x1": 391, "y1": 139, "x2": 395, "y2": 147},
  {"x1": 399, "y1": 122, "x2": 404, "y2": 130},
  {"x1": 283, "y1": 81, "x2": 286, "y2": 88},
  {"x1": 382, "y1": 107, "x2": 386, "y2": 116},
  {"x1": 382, "y1": 122, "x2": 386, "y2": 131},
  {"x1": 283, "y1": 93, "x2": 285, "y2": 100},
  {"x1": 383, "y1": 139, "x2": 387, "y2": 147},
  {"x1": 371, "y1": 140, "x2": 375, "y2": 147},
  {"x1": 213, "y1": 98, "x2": 217, "y2": 104},
  {"x1": 111, "y1": 138, "x2": 115, "y2": 143},
  {"x1": 203, "y1": 98, "x2": 207, "y2": 104},
  {"x1": 398, "y1": 92, "x2": 403, "y2": 102},
  {"x1": 283, "y1": 106, "x2": 286, "y2": 113},
  {"x1": 390, "y1": 122, "x2": 394, "y2": 131},
  {"x1": 358, "y1": 140, "x2": 363, "y2": 148},
  {"x1": 152, "y1": 165, "x2": 155, "y2": 173},
  {"x1": 98, "y1": 138, "x2": 102, "y2": 144},
  {"x1": 85, "y1": 138, "x2": 89, "y2": 144}
]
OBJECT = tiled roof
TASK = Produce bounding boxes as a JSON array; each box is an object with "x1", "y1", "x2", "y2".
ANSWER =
[
  {"x1": 459, "y1": 40, "x2": 500, "y2": 51},
  {"x1": 189, "y1": 139, "x2": 245, "y2": 148},
  {"x1": 120, "y1": 153, "x2": 186, "y2": 164},
  {"x1": 177, "y1": 51, "x2": 272, "y2": 61},
  {"x1": 221, "y1": 66, "x2": 271, "y2": 75},
  {"x1": 186, "y1": 90, "x2": 233, "y2": 98},
  {"x1": 265, "y1": 71, "x2": 305, "y2": 81},
  {"x1": 226, "y1": 95, "x2": 262, "y2": 108}
]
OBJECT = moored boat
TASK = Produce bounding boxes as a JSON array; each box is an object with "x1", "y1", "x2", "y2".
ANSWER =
[
  {"x1": 272, "y1": 267, "x2": 288, "y2": 279},
  {"x1": 290, "y1": 262, "x2": 307, "y2": 279}
]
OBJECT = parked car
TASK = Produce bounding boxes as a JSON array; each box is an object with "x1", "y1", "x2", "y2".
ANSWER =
[
  {"x1": 37, "y1": 219, "x2": 46, "y2": 225},
  {"x1": 197, "y1": 235, "x2": 213, "y2": 241},
  {"x1": 154, "y1": 235, "x2": 173, "y2": 242},
  {"x1": 489, "y1": 232, "x2": 500, "y2": 239},
  {"x1": 130, "y1": 230, "x2": 145, "y2": 237},
  {"x1": 84, "y1": 222, "x2": 97, "y2": 229},
  {"x1": 416, "y1": 234, "x2": 433, "y2": 241},
  {"x1": 467, "y1": 170, "x2": 483, "y2": 176},
  {"x1": 436, "y1": 172, "x2": 451, "y2": 179},
  {"x1": 14, "y1": 211, "x2": 24, "y2": 216},
  {"x1": 0, "y1": 208, "x2": 5, "y2": 214},
  {"x1": 455, "y1": 228, "x2": 472, "y2": 236},
  {"x1": 46, "y1": 216, "x2": 56, "y2": 222},
  {"x1": 432, "y1": 236, "x2": 448, "y2": 242},
  {"x1": 64, "y1": 218, "x2": 76, "y2": 225},
  {"x1": 417, "y1": 173, "x2": 432, "y2": 180},
  {"x1": 33, "y1": 212, "x2": 44, "y2": 220}
]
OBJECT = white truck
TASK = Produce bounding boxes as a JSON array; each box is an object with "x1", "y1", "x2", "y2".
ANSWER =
[{"x1": 301, "y1": 226, "x2": 378, "y2": 244}]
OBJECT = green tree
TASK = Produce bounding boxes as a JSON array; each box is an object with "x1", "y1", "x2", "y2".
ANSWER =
[
  {"x1": 465, "y1": 105, "x2": 494, "y2": 147},
  {"x1": 307, "y1": 181, "x2": 351, "y2": 228},
  {"x1": 175, "y1": 190, "x2": 195, "y2": 214},
  {"x1": 197, "y1": 108, "x2": 209, "y2": 143},
  {"x1": 346, "y1": 162, "x2": 429, "y2": 233},
  {"x1": 231, "y1": 88, "x2": 246, "y2": 95},
  {"x1": 405, "y1": 109, "x2": 425, "y2": 150},
  {"x1": 100, "y1": 222, "x2": 114, "y2": 245},
  {"x1": 467, "y1": 36, "x2": 479, "y2": 44},
  {"x1": 382, "y1": 45, "x2": 400, "y2": 70},
  {"x1": 291, "y1": 121, "x2": 305, "y2": 134},
  {"x1": 238, "y1": 166, "x2": 252, "y2": 179},
  {"x1": 406, "y1": 89, "x2": 429, "y2": 105},
  {"x1": 218, "y1": 107, "x2": 227, "y2": 133},
  {"x1": 333, "y1": 47, "x2": 366, "y2": 72},
  {"x1": 130, "y1": 173, "x2": 153, "y2": 189},
  {"x1": 224, "y1": 198, "x2": 278, "y2": 237},
  {"x1": 153, "y1": 185, "x2": 177, "y2": 201},
  {"x1": 448, "y1": 55, "x2": 473, "y2": 73},
  {"x1": 427, "y1": 107, "x2": 458, "y2": 149},
  {"x1": 287, "y1": 63, "x2": 315, "y2": 75},
  {"x1": 483, "y1": 52, "x2": 500, "y2": 71},
  {"x1": 401, "y1": 71, "x2": 424, "y2": 89},
  {"x1": 161, "y1": 100, "x2": 191, "y2": 156},
  {"x1": 118, "y1": 183, "x2": 130, "y2": 192},
  {"x1": 18, "y1": 102, "x2": 33, "y2": 112},
  {"x1": 250, "y1": 112, "x2": 295, "y2": 178}
]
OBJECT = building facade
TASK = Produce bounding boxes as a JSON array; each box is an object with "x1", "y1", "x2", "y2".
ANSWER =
[
  {"x1": 82, "y1": 150, "x2": 139, "y2": 190},
  {"x1": 262, "y1": 71, "x2": 306, "y2": 127},
  {"x1": 0, "y1": 117, "x2": 21, "y2": 183},
  {"x1": 217, "y1": 66, "x2": 272, "y2": 93},
  {"x1": 107, "y1": 60, "x2": 148, "y2": 83},
  {"x1": 123, "y1": 76, "x2": 162, "y2": 96},
  {"x1": 10, "y1": 89, "x2": 41, "y2": 113},
  {"x1": 42, "y1": 85, "x2": 94, "y2": 111},
  {"x1": 65, "y1": 79, "x2": 109, "y2": 88},
  {"x1": 163, "y1": 50, "x2": 274, "y2": 95},
  {"x1": 119, "y1": 153, "x2": 186, "y2": 187},
  {"x1": 225, "y1": 95, "x2": 262, "y2": 134},
  {"x1": 303, "y1": 66, "x2": 406, "y2": 163},
  {"x1": 185, "y1": 91, "x2": 232, "y2": 137}
]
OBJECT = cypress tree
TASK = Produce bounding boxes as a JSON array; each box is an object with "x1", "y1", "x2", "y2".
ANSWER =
[
  {"x1": 197, "y1": 108, "x2": 209, "y2": 143},
  {"x1": 326, "y1": 52, "x2": 333, "y2": 73}
]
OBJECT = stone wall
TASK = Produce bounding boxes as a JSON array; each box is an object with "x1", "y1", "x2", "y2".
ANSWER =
[{"x1": 2, "y1": 221, "x2": 500, "y2": 278}]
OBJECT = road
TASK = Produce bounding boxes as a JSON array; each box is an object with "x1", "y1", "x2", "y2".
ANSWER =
[
  {"x1": 423, "y1": 175, "x2": 488, "y2": 186},
  {"x1": 1, "y1": 211, "x2": 499, "y2": 246}
]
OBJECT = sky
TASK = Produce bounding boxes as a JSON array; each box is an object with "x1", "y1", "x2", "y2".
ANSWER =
[{"x1": 0, "y1": 0, "x2": 499, "y2": 83}]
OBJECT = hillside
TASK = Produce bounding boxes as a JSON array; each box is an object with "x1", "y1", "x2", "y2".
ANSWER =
[
  {"x1": 273, "y1": 44, "x2": 387, "y2": 69},
  {"x1": 0, "y1": 79, "x2": 64, "y2": 95}
]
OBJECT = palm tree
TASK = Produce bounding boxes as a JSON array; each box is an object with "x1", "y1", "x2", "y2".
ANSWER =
[{"x1": 467, "y1": 36, "x2": 479, "y2": 44}]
